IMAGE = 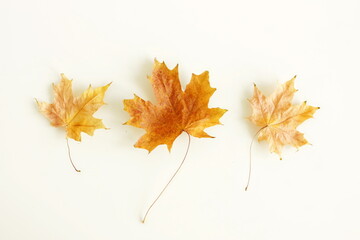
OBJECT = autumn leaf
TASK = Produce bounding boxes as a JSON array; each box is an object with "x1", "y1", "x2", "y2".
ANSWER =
[
  {"x1": 248, "y1": 76, "x2": 319, "y2": 156},
  {"x1": 36, "y1": 74, "x2": 111, "y2": 171},
  {"x1": 123, "y1": 59, "x2": 226, "y2": 222},
  {"x1": 245, "y1": 76, "x2": 319, "y2": 190},
  {"x1": 124, "y1": 59, "x2": 227, "y2": 152}
]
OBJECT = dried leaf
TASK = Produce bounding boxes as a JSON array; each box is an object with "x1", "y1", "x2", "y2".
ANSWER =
[
  {"x1": 248, "y1": 76, "x2": 319, "y2": 157},
  {"x1": 36, "y1": 74, "x2": 111, "y2": 141},
  {"x1": 123, "y1": 59, "x2": 227, "y2": 152}
]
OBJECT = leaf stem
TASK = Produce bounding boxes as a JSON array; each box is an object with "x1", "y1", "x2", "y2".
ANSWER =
[
  {"x1": 245, "y1": 127, "x2": 266, "y2": 191},
  {"x1": 66, "y1": 138, "x2": 81, "y2": 172},
  {"x1": 142, "y1": 132, "x2": 191, "y2": 223}
]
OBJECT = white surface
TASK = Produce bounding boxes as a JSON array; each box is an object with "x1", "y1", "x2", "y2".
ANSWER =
[{"x1": 1, "y1": 0, "x2": 360, "y2": 239}]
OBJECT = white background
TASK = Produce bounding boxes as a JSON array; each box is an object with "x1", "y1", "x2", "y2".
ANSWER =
[{"x1": 1, "y1": 0, "x2": 359, "y2": 239}]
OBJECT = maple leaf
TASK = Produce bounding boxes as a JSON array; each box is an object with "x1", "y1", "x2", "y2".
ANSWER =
[
  {"x1": 248, "y1": 76, "x2": 319, "y2": 157},
  {"x1": 123, "y1": 59, "x2": 227, "y2": 152},
  {"x1": 124, "y1": 59, "x2": 226, "y2": 222},
  {"x1": 36, "y1": 74, "x2": 111, "y2": 141}
]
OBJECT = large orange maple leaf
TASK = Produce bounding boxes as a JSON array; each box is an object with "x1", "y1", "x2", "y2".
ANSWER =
[
  {"x1": 248, "y1": 76, "x2": 319, "y2": 157},
  {"x1": 124, "y1": 60, "x2": 227, "y2": 152}
]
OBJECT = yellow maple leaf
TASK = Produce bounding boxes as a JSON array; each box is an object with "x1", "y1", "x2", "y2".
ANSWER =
[
  {"x1": 36, "y1": 74, "x2": 111, "y2": 141},
  {"x1": 124, "y1": 59, "x2": 227, "y2": 152},
  {"x1": 248, "y1": 76, "x2": 319, "y2": 157}
]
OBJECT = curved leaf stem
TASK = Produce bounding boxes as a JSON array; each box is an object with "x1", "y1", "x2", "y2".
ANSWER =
[
  {"x1": 142, "y1": 132, "x2": 191, "y2": 223},
  {"x1": 245, "y1": 126, "x2": 266, "y2": 191},
  {"x1": 66, "y1": 138, "x2": 81, "y2": 172}
]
